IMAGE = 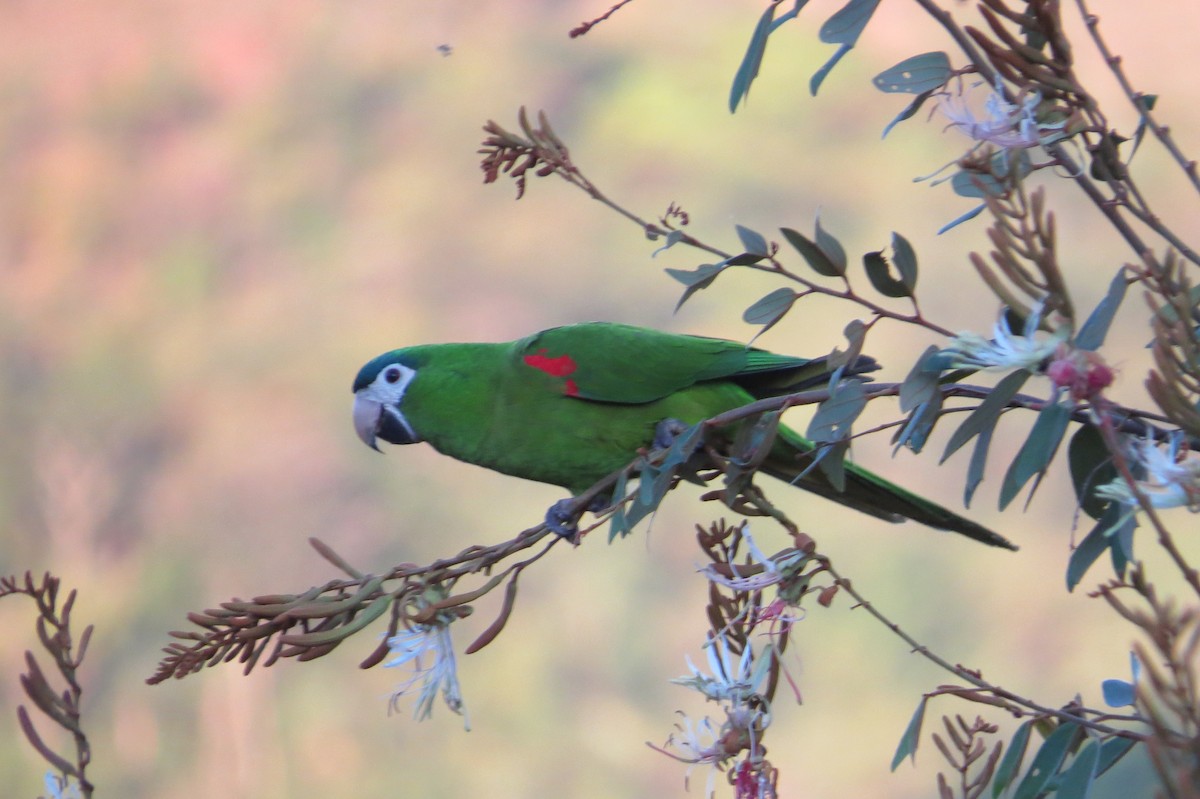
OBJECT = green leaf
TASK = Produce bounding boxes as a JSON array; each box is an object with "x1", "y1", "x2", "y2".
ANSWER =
[
  {"x1": 735, "y1": 224, "x2": 770, "y2": 256},
  {"x1": 890, "y1": 697, "x2": 927, "y2": 770},
  {"x1": 999, "y1": 402, "x2": 1072, "y2": 510},
  {"x1": 942, "y1": 370, "x2": 1030, "y2": 464},
  {"x1": 814, "y1": 439, "x2": 849, "y2": 492},
  {"x1": 893, "y1": 393, "x2": 941, "y2": 455},
  {"x1": 890, "y1": 232, "x2": 918, "y2": 294},
  {"x1": 1095, "y1": 736, "x2": 1138, "y2": 777},
  {"x1": 1074, "y1": 268, "x2": 1127, "y2": 350},
  {"x1": 1055, "y1": 741, "x2": 1099, "y2": 799},
  {"x1": 665, "y1": 263, "x2": 725, "y2": 312},
  {"x1": 898, "y1": 346, "x2": 941, "y2": 413},
  {"x1": 881, "y1": 89, "x2": 937, "y2": 138},
  {"x1": 1012, "y1": 722, "x2": 1082, "y2": 799},
  {"x1": 873, "y1": 51, "x2": 951, "y2": 94},
  {"x1": 814, "y1": 215, "x2": 848, "y2": 275},
  {"x1": 964, "y1": 423, "x2": 994, "y2": 508},
  {"x1": 807, "y1": 379, "x2": 867, "y2": 443},
  {"x1": 818, "y1": 0, "x2": 882, "y2": 45},
  {"x1": 1067, "y1": 423, "x2": 1117, "y2": 519},
  {"x1": 1066, "y1": 505, "x2": 1126, "y2": 591},
  {"x1": 810, "y1": 43, "x2": 852, "y2": 96},
  {"x1": 811, "y1": 0, "x2": 881, "y2": 95},
  {"x1": 781, "y1": 226, "x2": 843, "y2": 277},
  {"x1": 936, "y1": 203, "x2": 986, "y2": 234},
  {"x1": 743, "y1": 287, "x2": 797, "y2": 330},
  {"x1": 730, "y1": 3, "x2": 777, "y2": 112},
  {"x1": 608, "y1": 470, "x2": 630, "y2": 542},
  {"x1": 1130, "y1": 93, "x2": 1158, "y2": 159},
  {"x1": 992, "y1": 720, "x2": 1033, "y2": 798},
  {"x1": 863, "y1": 250, "x2": 911, "y2": 298},
  {"x1": 666, "y1": 263, "x2": 724, "y2": 287}
]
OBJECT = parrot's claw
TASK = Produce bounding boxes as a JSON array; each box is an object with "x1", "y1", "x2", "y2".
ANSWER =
[
  {"x1": 653, "y1": 417, "x2": 691, "y2": 450},
  {"x1": 545, "y1": 498, "x2": 580, "y2": 538},
  {"x1": 545, "y1": 494, "x2": 612, "y2": 539}
]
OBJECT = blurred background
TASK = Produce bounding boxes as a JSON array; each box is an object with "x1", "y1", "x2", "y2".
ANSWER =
[{"x1": 1, "y1": 0, "x2": 1197, "y2": 796}]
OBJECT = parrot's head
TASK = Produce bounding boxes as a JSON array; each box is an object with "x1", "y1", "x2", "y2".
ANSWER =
[{"x1": 352, "y1": 352, "x2": 424, "y2": 451}]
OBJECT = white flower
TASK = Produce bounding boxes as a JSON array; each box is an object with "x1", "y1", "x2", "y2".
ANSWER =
[
  {"x1": 699, "y1": 527, "x2": 788, "y2": 592},
  {"x1": 937, "y1": 77, "x2": 1068, "y2": 150},
  {"x1": 671, "y1": 633, "x2": 771, "y2": 705},
  {"x1": 386, "y1": 622, "x2": 470, "y2": 729},
  {"x1": 651, "y1": 713, "x2": 729, "y2": 798},
  {"x1": 1095, "y1": 436, "x2": 1200, "y2": 511},
  {"x1": 942, "y1": 306, "x2": 1068, "y2": 371}
]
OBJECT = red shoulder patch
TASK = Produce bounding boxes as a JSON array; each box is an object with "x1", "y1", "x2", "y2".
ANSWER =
[{"x1": 524, "y1": 349, "x2": 580, "y2": 395}]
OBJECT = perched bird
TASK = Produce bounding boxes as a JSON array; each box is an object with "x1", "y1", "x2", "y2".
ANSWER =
[{"x1": 352, "y1": 322, "x2": 1015, "y2": 550}]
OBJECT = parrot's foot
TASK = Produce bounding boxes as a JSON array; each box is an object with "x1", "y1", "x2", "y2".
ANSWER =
[
  {"x1": 545, "y1": 494, "x2": 611, "y2": 539},
  {"x1": 653, "y1": 417, "x2": 691, "y2": 450}
]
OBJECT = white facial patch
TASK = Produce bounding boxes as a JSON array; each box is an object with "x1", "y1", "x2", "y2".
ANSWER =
[{"x1": 364, "y1": 362, "x2": 420, "y2": 442}]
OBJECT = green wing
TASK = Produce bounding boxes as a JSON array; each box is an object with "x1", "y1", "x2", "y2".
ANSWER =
[{"x1": 517, "y1": 322, "x2": 836, "y2": 404}]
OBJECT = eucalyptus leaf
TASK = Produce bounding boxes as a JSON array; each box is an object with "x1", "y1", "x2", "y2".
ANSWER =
[
  {"x1": 1067, "y1": 423, "x2": 1117, "y2": 520},
  {"x1": 1012, "y1": 722, "x2": 1081, "y2": 799},
  {"x1": 964, "y1": 423, "x2": 995, "y2": 508},
  {"x1": 735, "y1": 224, "x2": 771, "y2": 256},
  {"x1": 999, "y1": 401, "x2": 1072, "y2": 510},
  {"x1": 1074, "y1": 268, "x2": 1127, "y2": 350},
  {"x1": 1065, "y1": 505, "x2": 1124, "y2": 592},
  {"x1": 781, "y1": 226, "x2": 844, "y2": 277},
  {"x1": 863, "y1": 250, "x2": 911, "y2": 298},
  {"x1": 991, "y1": 720, "x2": 1033, "y2": 798},
  {"x1": 942, "y1": 370, "x2": 1030, "y2": 464},
  {"x1": 1054, "y1": 741, "x2": 1099, "y2": 799},
  {"x1": 814, "y1": 216, "x2": 848, "y2": 275},
  {"x1": 873, "y1": 51, "x2": 951, "y2": 94},
  {"x1": 818, "y1": 0, "x2": 882, "y2": 45},
  {"x1": 743, "y1": 288, "x2": 797, "y2": 329},
  {"x1": 890, "y1": 697, "x2": 927, "y2": 770},
  {"x1": 730, "y1": 2, "x2": 777, "y2": 112}
]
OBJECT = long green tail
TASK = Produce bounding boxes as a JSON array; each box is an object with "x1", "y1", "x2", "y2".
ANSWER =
[{"x1": 766, "y1": 427, "x2": 1017, "y2": 550}]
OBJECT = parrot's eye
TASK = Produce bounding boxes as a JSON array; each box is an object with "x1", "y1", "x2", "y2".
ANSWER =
[{"x1": 384, "y1": 367, "x2": 402, "y2": 384}]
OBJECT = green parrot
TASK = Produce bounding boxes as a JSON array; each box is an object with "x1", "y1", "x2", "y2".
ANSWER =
[{"x1": 352, "y1": 322, "x2": 1015, "y2": 550}]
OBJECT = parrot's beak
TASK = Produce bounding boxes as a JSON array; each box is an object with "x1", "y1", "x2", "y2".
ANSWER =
[{"x1": 352, "y1": 394, "x2": 383, "y2": 452}]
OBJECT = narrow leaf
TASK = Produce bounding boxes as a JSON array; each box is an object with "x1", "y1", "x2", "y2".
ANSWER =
[
  {"x1": 893, "y1": 393, "x2": 942, "y2": 455},
  {"x1": 810, "y1": 43, "x2": 852, "y2": 96},
  {"x1": 1074, "y1": 268, "x2": 1127, "y2": 350},
  {"x1": 730, "y1": 3, "x2": 777, "y2": 112},
  {"x1": 964, "y1": 423, "x2": 994, "y2": 508},
  {"x1": 608, "y1": 470, "x2": 630, "y2": 542},
  {"x1": 1095, "y1": 736, "x2": 1138, "y2": 777},
  {"x1": 992, "y1": 720, "x2": 1033, "y2": 798},
  {"x1": 898, "y1": 346, "x2": 941, "y2": 413},
  {"x1": 890, "y1": 697, "x2": 927, "y2": 770},
  {"x1": 807, "y1": 380, "x2": 867, "y2": 443},
  {"x1": 882, "y1": 90, "x2": 938, "y2": 138},
  {"x1": 872, "y1": 52, "x2": 951, "y2": 94},
  {"x1": 1066, "y1": 505, "x2": 1126, "y2": 592},
  {"x1": 942, "y1": 370, "x2": 1030, "y2": 463},
  {"x1": 666, "y1": 263, "x2": 725, "y2": 312},
  {"x1": 1012, "y1": 722, "x2": 1081, "y2": 799},
  {"x1": 1055, "y1": 740, "x2": 1099, "y2": 799},
  {"x1": 999, "y1": 402, "x2": 1072, "y2": 510},
  {"x1": 781, "y1": 226, "x2": 842, "y2": 277},
  {"x1": 818, "y1": 0, "x2": 882, "y2": 45}
]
